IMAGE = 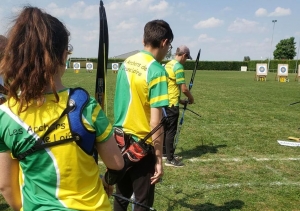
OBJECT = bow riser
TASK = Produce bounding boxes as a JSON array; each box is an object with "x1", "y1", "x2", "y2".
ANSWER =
[{"x1": 95, "y1": 0, "x2": 109, "y2": 112}]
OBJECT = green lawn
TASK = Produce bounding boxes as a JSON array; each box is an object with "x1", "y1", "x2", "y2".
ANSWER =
[{"x1": 1, "y1": 69, "x2": 300, "y2": 211}]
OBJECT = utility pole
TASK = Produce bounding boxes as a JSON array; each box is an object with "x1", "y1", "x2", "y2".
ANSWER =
[
  {"x1": 295, "y1": 37, "x2": 300, "y2": 73},
  {"x1": 268, "y1": 20, "x2": 277, "y2": 72}
]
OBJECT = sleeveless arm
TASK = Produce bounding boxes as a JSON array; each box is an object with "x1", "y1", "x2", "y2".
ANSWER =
[
  {"x1": 0, "y1": 152, "x2": 22, "y2": 210},
  {"x1": 96, "y1": 135, "x2": 124, "y2": 171}
]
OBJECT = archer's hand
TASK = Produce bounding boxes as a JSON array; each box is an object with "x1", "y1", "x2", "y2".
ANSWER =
[
  {"x1": 179, "y1": 99, "x2": 188, "y2": 105},
  {"x1": 150, "y1": 162, "x2": 163, "y2": 185},
  {"x1": 101, "y1": 176, "x2": 114, "y2": 196},
  {"x1": 188, "y1": 96, "x2": 194, "y2": 104}
]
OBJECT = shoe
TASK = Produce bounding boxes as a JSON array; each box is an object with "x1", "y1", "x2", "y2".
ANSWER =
[
  {"x1": 162, "y1": 154, "x2": 167, "y2": 160},
  {"x1": 165, "y1": 158, "x2": 184, "y2": 167},
  {"x1": 162, "y1": 154, "x2": 182, "y2": 160},
  {"x1": 174, "y1": 154, "x2": 182, "y2": 160}
]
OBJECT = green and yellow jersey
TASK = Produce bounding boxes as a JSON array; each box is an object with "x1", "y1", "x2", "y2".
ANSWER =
[
  {"x1": 165, "y1": 59, "x2": 186, "y2": 107},
  {"x1": 0, "y1": 88, "x2": 112, "y2": 211},
  {"x1": 114, "y1": 50, "x2": 169, "y2": 144}
]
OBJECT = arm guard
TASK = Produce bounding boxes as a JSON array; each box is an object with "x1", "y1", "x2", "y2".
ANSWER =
[{"x1": 104, "y1": 165, "x2": 127, "y2": 185}]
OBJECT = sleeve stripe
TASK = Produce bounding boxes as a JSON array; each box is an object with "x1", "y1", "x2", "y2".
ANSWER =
[
  {"x1": 91, "y1": 105, "x2": 101, "y2": 123},
  {"x1": 149, "y1": 76, "x2": 167, "y2": 88},
  {"x1": 176, "y1": 69, "x2": 184, "y2": 74},
  {"x1": 177, "y1": 78, "x2": 185, "y2": 83},
  {"x1": 150, "y1": 94, "x2": 168, "y2": 105},
  {"x1": 97, "y1": 124, "x2": 113, "y2": 142}
]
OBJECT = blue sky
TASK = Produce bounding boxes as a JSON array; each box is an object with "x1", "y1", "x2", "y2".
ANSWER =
[{"x1": 0, "y1": 0, "x2": 299, "y2": 61}]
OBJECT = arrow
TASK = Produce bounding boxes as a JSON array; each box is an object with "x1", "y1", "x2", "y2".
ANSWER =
[
  {"x1": 288, "y1": 137, "x2": 300, "y2": 142},
  {"x1": 112, "y1": 193, "x2": 157, "y2": 211}
]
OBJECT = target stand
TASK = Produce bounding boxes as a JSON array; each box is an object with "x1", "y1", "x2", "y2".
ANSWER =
[
  {"x1": 255, "y1": 63, "x2": 267, "y2": 81},
  {"x1": 276, "y1": 64, "x2": 288, "y2": 82},
  {"x1": 295, "y1": 65, "x2": 300, "y2": 82},
  {"x1": 112, "y1": 63, "x2": 119, "y2": 73},
  {"x1": 73, "y1": 62, "x2": 81, "y2": 73},
  {"x1": 86, "y1": 62, "x2": 93, "y2": 73},
  {"x1": 279, "y1": 76, "x2": 289, "y2": 82}
]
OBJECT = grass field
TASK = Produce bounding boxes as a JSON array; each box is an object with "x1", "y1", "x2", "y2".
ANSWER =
[{"x1": 1, "y1": 69, "x2": 300, "y2": 211}]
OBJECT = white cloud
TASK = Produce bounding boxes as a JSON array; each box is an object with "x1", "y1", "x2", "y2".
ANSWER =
[
  {"x1": 269, "y1": 7, "x2": 291, "y2": 17},
  {"x1": 47, "y1": 3, "x2": 67, "y2": 17},
  {"x1": 116, "y1": 20, "x2": 139, "y2": 30},
  {"x1": 125, "y1": 0, "x2": 138, "y2": 6},
  {"x1": 47, "y1": 2, "x2": 98, "y2": 20},
  {"x1": 228, "y1": 18, "x2": 265, "y2": 33},
  {"x1": 149, "y1": 0, "x2": 168, "y2": 11},
  {"x1": 255, "y1": 8, "x2": 268, "y2": 17},
  {"x1": 11, "y1": 6, "x2": 22, "y2": 14},
  {"x1": 194, "y1": 17, "x2": 224, "y2": 29},
  {"x1": 255, "y1": 7, "x2": 291, "y2": 18},
  {"x1": 106, "y1": 0, "x2": 171, "y2": 20},
  {"x1": 198, "y1": 34, "x2": 215, "y2": 42}
]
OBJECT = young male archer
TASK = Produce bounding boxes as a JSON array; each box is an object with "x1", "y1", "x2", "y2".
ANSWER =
[
  {"x1": 163, "y1": 45, "x2": 194, "y2": 167},
  {"x1": 113, "y1": 19, "x2": 173, "y2": 211}
]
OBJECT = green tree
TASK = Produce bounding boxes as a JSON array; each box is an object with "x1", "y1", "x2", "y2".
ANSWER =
[
  {"x1": 273, "y1": 37, "x2": 296, "y2": 60},
  {"x1": 243, "y1": 56, "x2": 250, "y2": 61}
]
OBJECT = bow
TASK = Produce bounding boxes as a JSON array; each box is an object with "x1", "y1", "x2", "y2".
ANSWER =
[
  {"x1": 112, "y1": 193, "x2": 157, "y2": 211},
  {"x1": 92, "y1": 0, "x2": 109, "y2": 163},
  {"x1": 95, "y1": 0, "x2": 109, "y2": 113},
  {"x1": 174, "y1": 49, "x2": 201, "y2": 148},
  {"x1": 189, "y1": 49, "x2": 201, "y2": 91}
]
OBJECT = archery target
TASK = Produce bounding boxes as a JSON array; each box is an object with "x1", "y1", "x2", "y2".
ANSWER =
[
  {"x1": 86, "y1": 62, "x2": 93, "y2": 70},
  {"x1": 256, "y1": 63, "x2": 267, "y2": 76},
  {"x1": 241, "y1": 66, "x2": 247, "y2": 71},
  {"x1": 73, "y1": 62, "x2": 80, "y2": 69},
  {"x1": 298, "y1": 65, "x2": 300, "y2": 77},
  {"x1": 112, "y1": 63, "x2": 119, "y2": 70},
  {"x1": 277, "y1": 64, "x2": 288, "y2": 76}
]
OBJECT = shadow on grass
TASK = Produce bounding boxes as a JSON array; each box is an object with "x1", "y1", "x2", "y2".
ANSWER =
[
  {"x1": 0, "y1": 203, "x2": 9, "y2": 210},
  {"x1": 177, "y1": 144, "x2": 227, "y2": 159},
  {"x1": 156, "y1": 190, "x2": 244, "y2": 211}
]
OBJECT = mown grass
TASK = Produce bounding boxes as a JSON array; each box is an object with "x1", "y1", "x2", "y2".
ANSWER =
[{"x1": 1, "y1": 69, "x2": 300, "y2": 211}]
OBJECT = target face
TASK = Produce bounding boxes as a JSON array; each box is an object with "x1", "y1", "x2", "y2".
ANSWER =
[
  {"x1": 256, "y1": 63, "x2": 267, "y2": 76},
  {"x1": 112, "y1": 63, "x2": 119, "y2": 70},
  {"x1": 280, "y1": 66, "x2": 286, "y2": 73},
  {"x1": 86, "y1": 63, "x2": 93, "y2": 70},
  {"x1": 277, "y1": 64, "x2": 288, "y2": 76},
  {"x1": 259, "y1": 66, "x2": 265, "y2": 72},
  {"x1": 73, "y1": 62, "x2": 80, "y2": 69}
]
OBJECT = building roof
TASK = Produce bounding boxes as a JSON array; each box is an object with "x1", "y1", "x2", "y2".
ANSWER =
[{"x1": 113, "y1": 50, "x2": 139, "y2": 59}]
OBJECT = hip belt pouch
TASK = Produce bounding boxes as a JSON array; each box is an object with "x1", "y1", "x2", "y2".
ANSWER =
[
  {"x1": 124, "y1": 141, "x2": 151, "y2": 162},
  {"x1": 114, "y1": 127, "x2": 130, "y2": 154},
  {"x1": 114, "y1": 128, "x2": 153, "y2": 163}
]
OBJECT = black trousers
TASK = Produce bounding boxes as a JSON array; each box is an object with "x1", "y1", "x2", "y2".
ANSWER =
[
  {"x1": 114, "y1": 153, "x2": 156, "y2": 211},
  {"x1": 163, "y1": 106, "x2": 180, "y2": 161}
]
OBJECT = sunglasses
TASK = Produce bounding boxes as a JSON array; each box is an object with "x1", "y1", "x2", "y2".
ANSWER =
[
  {"x1": 168, "y1": 44, "x2": 173, "y2": 52},
  {"x1": 67, "y1": 44, "x2": 73, "y2": 54}
]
